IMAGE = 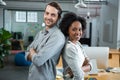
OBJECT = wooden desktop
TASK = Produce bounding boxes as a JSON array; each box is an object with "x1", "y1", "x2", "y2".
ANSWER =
[
  {"x1": 56, "y1": 71, "x2": 120, "y2": 80},
  {"x1": 109, "y1": 49, "x2": 120, "y2": 67},
  {"x1": 84, "y1": 72, "x2": 120, "y2": 80}
]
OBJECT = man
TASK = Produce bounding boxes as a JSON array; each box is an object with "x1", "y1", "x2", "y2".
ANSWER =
[{"x1": 25, "y1": 2, "x2": 65, "y2": 80}]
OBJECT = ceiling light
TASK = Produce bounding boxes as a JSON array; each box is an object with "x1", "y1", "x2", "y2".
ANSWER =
[
  {"x1": 87, "y1": 12, "x2": 90, "y2": 16},
  {"x1": 86, "y1": 11, "x2": 90, "y2": 19},
  {"x1": 0, "y1": 0, "x2": 6, "y2": 6},
  {"x1": 74, "y1": 0, "x2": 87, "y2": 8}
]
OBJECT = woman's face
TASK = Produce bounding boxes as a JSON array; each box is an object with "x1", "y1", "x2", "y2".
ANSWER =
[{"x1": 68, "y1": 21, "x2": 83, "y2": 43}]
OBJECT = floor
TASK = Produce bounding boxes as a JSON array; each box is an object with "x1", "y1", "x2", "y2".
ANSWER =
[{"x1": 0, "y1": 55, "x2": 29, "y2": 80}]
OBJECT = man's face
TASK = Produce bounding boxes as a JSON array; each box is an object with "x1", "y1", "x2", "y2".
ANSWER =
[{"x1": 44, "y1": 5, "x2": 59, "y2": 28}]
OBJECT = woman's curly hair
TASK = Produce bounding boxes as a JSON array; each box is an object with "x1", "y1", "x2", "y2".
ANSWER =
[{"x1": 59, "y1": 12, "x2": 86, "y2": 37}]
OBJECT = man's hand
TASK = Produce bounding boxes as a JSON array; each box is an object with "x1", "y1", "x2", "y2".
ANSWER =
[
  {"x1": 27, "y1": 48, "x2": 36, "y2": 61},
  {"x1": 29, "y1": 48, "x2": 36, "y2": 54}
]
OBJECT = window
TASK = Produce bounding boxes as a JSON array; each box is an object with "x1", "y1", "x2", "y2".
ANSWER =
[
  {"x1": 16, "y1": 11, "x2": 26, "y2": 22},
  {"x1": 15, "y1": 11, "x2": 38, "y2": 22},
  {"x1": 84, "y1": 0, "x2": 107, "y2": 1},
  {"x1": 27, "y1": 12, "x2": 37, "y2": 22}
]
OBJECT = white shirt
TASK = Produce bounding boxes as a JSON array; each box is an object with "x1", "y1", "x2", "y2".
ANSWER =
[{"x1": 63, "y1": 41, "x2": 86, "y2": 80}]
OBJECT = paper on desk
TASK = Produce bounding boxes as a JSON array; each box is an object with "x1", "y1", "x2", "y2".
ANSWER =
[{"x1": 110, "y1": 67, "x2": 120, "y2": 73}]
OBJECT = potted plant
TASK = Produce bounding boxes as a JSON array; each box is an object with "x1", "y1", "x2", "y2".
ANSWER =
[{"x1": 0, "y1": 28, "x2": 12, "y2": 68}]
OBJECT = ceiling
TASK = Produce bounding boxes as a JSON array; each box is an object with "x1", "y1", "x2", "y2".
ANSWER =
[
  {"x1": 3, "y1": 0, "x2": 107, "y2": 4},
  {"x1": 3, "y1": 0, "x2": 78, "y2": 3},
  {"x1": 2, "y1": 0, "x2": 108, "y2": 17}
]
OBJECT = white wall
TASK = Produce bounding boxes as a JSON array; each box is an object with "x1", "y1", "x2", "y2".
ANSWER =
[
  {"x1": 91, "y1": 17, "x2": 100, "y2": 46},
  {"x1": 4, "y1": 10, "x2": 12, "y2": 32},
  {"x1": 0, "y1": 8, "x2": 3, "y2": 28},
  {"x1": 117, "y1": 0, "x2": 120, "y2": 49},
  {"x1": 99, "y1": 0, "x2": 119, "y2": 48}
]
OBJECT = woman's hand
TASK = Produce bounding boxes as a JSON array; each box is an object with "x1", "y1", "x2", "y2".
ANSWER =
[
  {"x1": 82, "y1": 57, "x2": 91, "y2": 72},
  {"x1": 66, "y1": 67, "x2": 74, "y2": 78},
  {"x1": 83, "y1": 57, "x2": 89, "y2": 66}
]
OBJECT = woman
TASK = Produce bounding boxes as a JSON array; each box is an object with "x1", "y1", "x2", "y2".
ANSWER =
[{"x1": 59, "y1": 12, "x2": 92, "y2": 80}]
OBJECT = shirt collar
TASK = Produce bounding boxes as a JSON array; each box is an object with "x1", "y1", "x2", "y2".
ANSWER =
[
  {"x1": 47, "y1": 25, "x2": 58, "y2": 33},
  {"x1": 42, "y1": 25, "x2": 58, "y2": 35}
]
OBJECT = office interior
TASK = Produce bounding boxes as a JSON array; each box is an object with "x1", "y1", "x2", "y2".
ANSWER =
[
  {"x1": 0, "y1": 0, "x2": 120, "y2": 80},
  {"x1": 0, "y1": 0, "x2": 120, "y2": 48}
]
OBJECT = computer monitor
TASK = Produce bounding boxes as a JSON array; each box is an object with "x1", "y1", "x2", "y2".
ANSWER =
[{"x1": 83, "y1": 47, "x2": 109, "y2": 69}]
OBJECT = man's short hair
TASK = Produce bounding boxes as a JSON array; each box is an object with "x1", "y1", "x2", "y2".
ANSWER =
[{"x1": 46, "y1": 1, "x2": 62, "y2": 19}]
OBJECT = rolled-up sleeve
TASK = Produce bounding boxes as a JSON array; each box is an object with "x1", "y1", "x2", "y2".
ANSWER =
[
  {"x1": 31, "y1": 30, "x2": 65, "y2": 67},
  {"x1": 25, "y1": 32, "x2": 40, "y2": 61}
]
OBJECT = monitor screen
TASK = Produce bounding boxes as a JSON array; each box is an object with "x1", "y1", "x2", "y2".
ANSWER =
[{"x1": 83, "y1": 47, "x2": 109, "y2": 69}]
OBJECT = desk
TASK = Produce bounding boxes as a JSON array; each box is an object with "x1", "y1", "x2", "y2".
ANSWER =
[
  {"x1": 56, "y1": 72, "x2": 120, "y2": 80},
  {"x1": 10, "y1": 39, "x2": 24, "y2": 54},
  {"x1": 11, "y1": 50, "x2": 24, "y2": 54},
  {"x1": 11, "y1": 39, "x2": 24, "y2": 50},
  {"x1": 109, "y1": 49, "x2": 120, "y2": 67},
  {"x1": 85, "y1": 72, "x2": 120, "y2": 80},
  {"x1": 19, "y1": 40, "x2": 24, "y2": 50}
]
